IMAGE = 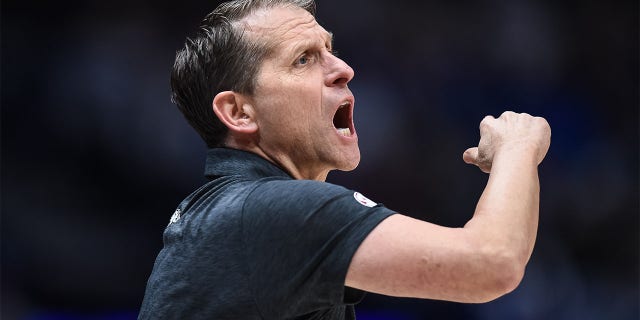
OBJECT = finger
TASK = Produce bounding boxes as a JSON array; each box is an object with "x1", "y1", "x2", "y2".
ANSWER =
[
  {"x1": 463, "y1": 147, "x2": 478, "y2": 165},
  {"x1": 480, "y1": 115, "x2": 495, "y2": 126},
  {"x1": 479, "y1": 115, "x2": 495, "y2": 136},
  {"x1": 500, "y1": 110, "x2": 516, "y2": 118}
]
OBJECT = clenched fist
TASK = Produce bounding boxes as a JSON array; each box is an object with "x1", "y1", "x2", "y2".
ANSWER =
[{"x1": 463, "y1": 111, "x2": 551, "y2": 173}]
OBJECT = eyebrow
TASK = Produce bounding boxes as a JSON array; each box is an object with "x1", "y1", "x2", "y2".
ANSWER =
[
  {"x1": 326, "y1": 31, "x2": 334, "y2": 49},
  {"x1": 286, "y1": 30, "x2": 334, "y2": 58}
]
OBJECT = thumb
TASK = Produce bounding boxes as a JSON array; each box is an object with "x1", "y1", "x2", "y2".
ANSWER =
[{"x1": 463, "y1": 147, "x2": 479, "y2": 165}]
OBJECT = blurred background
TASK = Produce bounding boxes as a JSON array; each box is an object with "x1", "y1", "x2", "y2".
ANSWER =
[{"x1": 2, "y1": 0, "x2": 638, "y2": 319}]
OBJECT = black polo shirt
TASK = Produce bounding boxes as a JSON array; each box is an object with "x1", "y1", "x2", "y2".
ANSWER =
[{"x1": 139, "y1": 148, "x2": 395, "y2": 319}]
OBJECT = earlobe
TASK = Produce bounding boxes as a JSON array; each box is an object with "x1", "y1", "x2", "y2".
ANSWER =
[{"x1": 212, "y1": 91, "x2": 258, "y2": 134}]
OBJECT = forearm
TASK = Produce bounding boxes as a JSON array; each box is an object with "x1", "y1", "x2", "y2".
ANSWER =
[
  {"x1": 346, "y1": 113, "x2": 549, "y2": 302},
  {"x1": 345, "y1": 149, "x2": 541, "y2": 302},
  {"x1": 464, "y1": 146, "x2": 540, "y2": 268}
]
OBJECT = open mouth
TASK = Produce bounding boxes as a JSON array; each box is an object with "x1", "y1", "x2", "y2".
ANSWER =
[{"x1": 333, "y1": 101, "x2": 354, "y2": 137}]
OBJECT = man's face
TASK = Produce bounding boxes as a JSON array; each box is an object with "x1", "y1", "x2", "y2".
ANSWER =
[{"x1": 241, "y1": 5, "x2": 359, "y2": 180}]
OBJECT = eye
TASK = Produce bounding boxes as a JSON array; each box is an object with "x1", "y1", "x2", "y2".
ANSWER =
[
  {"x1": 297, "y1": 55, "x2": 309, "y2": 65},
  {"x1": 294, "y1": 52, "x2": 317, "y2": 67}
]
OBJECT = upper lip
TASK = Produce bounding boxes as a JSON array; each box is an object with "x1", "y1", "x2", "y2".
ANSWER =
[{"x1": 336, "y1": 95, "x2": 355, "y2": 112}]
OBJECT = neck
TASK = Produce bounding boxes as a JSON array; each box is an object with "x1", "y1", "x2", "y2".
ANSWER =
[{"x1": 224, "y1": 140, "x2": 330, "y2": 181}]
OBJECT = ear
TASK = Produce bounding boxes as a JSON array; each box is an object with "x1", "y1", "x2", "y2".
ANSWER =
[{"x1": 212, "y1": 91, "x2": 258, "y2": 134}]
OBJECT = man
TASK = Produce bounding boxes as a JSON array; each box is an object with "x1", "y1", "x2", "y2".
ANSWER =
[{"x1": 139, "y1": 0, "x2": 551, "y2": 319}]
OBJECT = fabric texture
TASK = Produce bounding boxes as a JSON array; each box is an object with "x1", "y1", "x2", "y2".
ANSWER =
[{"x1": 139, "y1": 148, "x2": 395, "y2": 319}]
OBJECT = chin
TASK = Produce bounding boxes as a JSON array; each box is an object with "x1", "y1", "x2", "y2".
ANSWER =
[{"x1": 336, "y1": 149, "x2": 361, "y2": 172}]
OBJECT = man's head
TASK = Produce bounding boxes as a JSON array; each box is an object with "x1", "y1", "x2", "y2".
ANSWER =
[
  {"x1": 172, "y1": 0, "x2": 359, "y2": 180},
  {"x1": 171, "y1": 0, "x2": 316, "y2": 148}
]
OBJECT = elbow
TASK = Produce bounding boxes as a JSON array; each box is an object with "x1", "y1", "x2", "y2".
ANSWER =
[
  {"x1": 481, "y1": 262, "x2": 524, "y2": 303},
  {"x1": 471, "y1": 250, "x2": 526, "y2": 303}
]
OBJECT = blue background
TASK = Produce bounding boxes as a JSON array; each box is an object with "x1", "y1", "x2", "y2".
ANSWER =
[{"x1": 2, "y1": 0, "x2": 638, "y2": 319}]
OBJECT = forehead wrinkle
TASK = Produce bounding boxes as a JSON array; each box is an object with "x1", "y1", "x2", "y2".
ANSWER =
[
  {"x1": 276, "y1": 22, "x2": 333, "y2": 60},
  {"x1": 238, "y1": 7, "x2": 329, "y2": 57}
]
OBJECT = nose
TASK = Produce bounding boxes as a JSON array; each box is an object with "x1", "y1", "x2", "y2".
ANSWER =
[{"x1": 324, "y1": 54, "x2": 354, "y2": 87}]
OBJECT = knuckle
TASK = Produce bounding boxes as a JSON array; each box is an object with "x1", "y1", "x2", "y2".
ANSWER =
[
  {"x1": 501, "y1": 111, "x2": 515, "y2": 118},
  {"x1": 534, "y1": 116, "x2": 550, "y2": 127},
  {"x1": 482, "y1": 115, "x2": 494, "y2": 122},
  {"x1": 534, "y1": 116, "x2": 547, "y2": 123},
  {"x1": 480, "y1": 116, "x2": 494, "y2": 128}
]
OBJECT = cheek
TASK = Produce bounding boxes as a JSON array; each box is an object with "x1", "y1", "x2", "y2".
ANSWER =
[
  {"x1": 255, "y1": 93, "x2": 300, "y2": 137},
  {"x1": 254, "y1": 72, "x2": 324, "y2": 131}
]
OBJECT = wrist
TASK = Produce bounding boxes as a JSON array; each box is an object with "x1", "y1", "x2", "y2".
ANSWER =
[{"x1": 492, "y1": 143, "x2": 540, "y2": 167}]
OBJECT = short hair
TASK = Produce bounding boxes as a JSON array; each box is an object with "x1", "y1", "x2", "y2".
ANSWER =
[{"x1": 171, "y1": 0, "x2": 317, "y2": 148}]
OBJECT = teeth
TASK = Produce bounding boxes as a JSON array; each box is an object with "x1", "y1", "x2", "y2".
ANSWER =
[
  {"x1": 337, "y1": 128, "x2": 351, "y2": 136},
  {"x1": 339, "y1": 102, "x2": 350, "y2": 108}
]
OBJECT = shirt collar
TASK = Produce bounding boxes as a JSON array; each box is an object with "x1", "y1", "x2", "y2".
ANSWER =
[{"x1": 204, "y1": 148, "x2": 291, "y2": 180}]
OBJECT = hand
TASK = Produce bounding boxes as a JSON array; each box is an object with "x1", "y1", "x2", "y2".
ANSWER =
[{"x1": 463, "y1": 111, "x2": 551, "y2": 173}]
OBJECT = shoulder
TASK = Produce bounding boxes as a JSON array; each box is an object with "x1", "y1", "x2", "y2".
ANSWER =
[
  {"x1": 245, "y1": 178, "x2": 383, "y2": 215},
  {"x1": 249, "y1": 179, "x2": 349, "y2": 203},
  {"x1": 242, "y1": 178, "x2": 390, "y2": 232}
]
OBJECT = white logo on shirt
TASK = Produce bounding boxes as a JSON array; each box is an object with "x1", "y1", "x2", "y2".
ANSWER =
[
  {"x1": 168, "y1": 208, "x2": 181, "y2": 225},
  {"x1": 353, "y1": 192, "x2": 377, "y2": 208}
]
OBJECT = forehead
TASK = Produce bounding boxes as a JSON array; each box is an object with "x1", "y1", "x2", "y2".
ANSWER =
[{"x1": 238, "y1": 5, "x2": 332, "y2": 53}]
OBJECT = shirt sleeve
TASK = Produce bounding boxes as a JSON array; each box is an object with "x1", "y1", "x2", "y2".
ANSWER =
[{"x1": 241, "y1": 179, "x2": 395, "y2": 319}]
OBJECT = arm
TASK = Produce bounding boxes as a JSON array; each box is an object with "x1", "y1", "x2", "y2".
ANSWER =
[{"x1": 345, "y1": 111, "x2": 551, "y2": 303}]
